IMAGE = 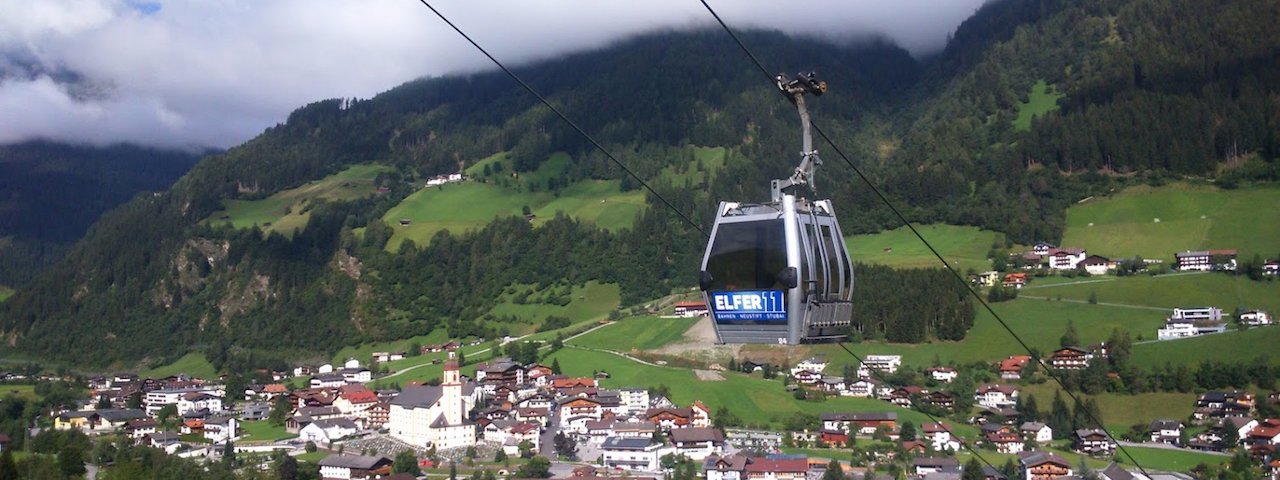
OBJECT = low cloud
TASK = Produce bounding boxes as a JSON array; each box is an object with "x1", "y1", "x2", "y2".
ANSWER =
[{"x1": 0, "y1": 0, "x2": 985, "y2": 149}]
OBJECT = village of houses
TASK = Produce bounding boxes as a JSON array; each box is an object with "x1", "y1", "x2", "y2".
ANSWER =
[
  {"x1": 14, "y1": 244, "x2": 1279, "y2": 479},
  {"x1": 22, "y1": 321, "x2": 1280, "y2": 480}
]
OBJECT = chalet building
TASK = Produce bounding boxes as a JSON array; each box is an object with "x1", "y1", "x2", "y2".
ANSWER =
[
  {"x1": 927, "y1": 367, "x2": 958, "y2": 383},
  {"x1": 669, "y1": 427, "x2": 726, "y2": 460},
  {"x1": 888, "y1": 386, "x2": 927, "y2": 408},
  {"x1": 1150, "y1": 419, "x2": 1184, "y2": 444},
  {"x1": 317, "y1": 454, "x2": 392, "y2": 480},
  {"x1": 1047, "y1": 248, "x2": 1087, "y2": 270},
  {"x1": 1000, "y1": 356, "x2": 1032, "y2": 380},
  {"x1": 601, "y1": 437, "x2": 663, "y2": 472},
  {"x1": 703, "y1": 455, "x2": 809, "y2": 480},
  {"x1": 1032, "y1": 243, "x2": 1055, "y2": 256},
  {"x1": 925, "y1": 391, "x2": 956, "y2": 410},
  {"x1": 1019, "y1": 451, "x2": 1072, "y2": 480},
  {"x1": 1176, "y1": 250, "x2": 1238, "y2": 271},
  {"x1": 1049, "y1": 347, "x2": 1092, "y2": 370},
  {"x1": 922, "y1": 422, "x2": 960, "y2": 452},
  {"x1": 1020, "y1": 422, "x2": 1053, "y2": 444},
  {"x1": 1002, "y1": 272, "x2": 1029, "y2": 289},
  {"x1": 820, "y1": 412, "x2": 896, "y2": 436},
  {"x1": 1074, "y1": 429, "x2": 1117, "y2": 456},
  {"x1": 1195, "y1": 390, "x2": 1255, "y2": 420},
  {"x1": 1080, "y1": 255, "x2": 1114, "y2": 275},
  {"x1": 912, "y1": 457, "x2": 960, "y2": 476},
  {"x1": 972, "y1": 271, "x2": 1000, "y2": 287},
  {"x1": 476, "y1": 358, "x2": 526, "y2": 392},
  {"x1": 975, "y1": 384, "x2": 1019, "y2": 408},
  {"x1": 982, "y1": 424, "x2": 1025, "y2": 454}
]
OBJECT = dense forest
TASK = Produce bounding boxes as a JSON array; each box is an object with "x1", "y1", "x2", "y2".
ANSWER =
[
  {"x1": 2, "y1": 0, "x2": 1278, "y2": 369},
  {"x1": 0, "y1": 141, "x2": 199, "y2": 286}
]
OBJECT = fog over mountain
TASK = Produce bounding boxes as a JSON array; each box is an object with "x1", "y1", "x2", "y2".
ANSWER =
[{"x1": 0, "y1": 0, "x2": 985, "y2": 150}]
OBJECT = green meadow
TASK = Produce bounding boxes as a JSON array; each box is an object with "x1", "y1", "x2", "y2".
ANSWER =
[
  {"x1": 1013, "y1": 80, "x2": 1064, "y2": 131},
  {"x1": 1025, "y1": 272, "x2": 1280, "y2": 314},
  {"x1": 1061, "y1": 183, "x2": 1280, "y2": 261},
  {"x1": 1020, "y1": 383, "x2": 1197, "y2": 433},
  {"x1": 846, "y1": 224, "x2": 1003, "y2": 273},
  {"x1": 0, "y1": 285, "x2": 12, "y2": 302},
  {"x1": 1131, "y1": 326, "x2": 1280, "y2": 368},
  {"x1": 0, "y1": 384, "x2": 38, "y2": 401},
  {"x1": 658, "y1": 146, "x2": 727, "y2": 187},
  {"x1": 484, "y1": 281, "x2": 621, "y2": 335},
  {"x1": 566, "y1": 316, "x2": 700, "y2": 352},
  {"x1": 382, "y1": 170, "x2": 644, "y2": 251},
  {"x1": 207, "y1": 164, "x2": 391, "y2": 236},
  {"x1": 238, "y1": 420, "x2": 297, "y2": 443},
  {"x1": 141, "y1": 352, "x2": 218, "y2": 380}
]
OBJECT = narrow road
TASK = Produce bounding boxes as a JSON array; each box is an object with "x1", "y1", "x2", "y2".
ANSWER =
[
  {"x1": 379, "y1": 321, "x2": 615, "y2": 382},
  {"x1": 1018, "y1": 295, "x2": 1172, "y2": 312},
  {"x1": 566, "y1": 344, "x2": 661, "y2": 367},
  {"x1": 1117, "y1": 440, "x2": 1229, "y2": 456}
]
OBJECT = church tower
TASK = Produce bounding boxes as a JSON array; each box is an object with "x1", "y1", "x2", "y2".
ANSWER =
[{"x1": 441, "y1": 350, "x2": 464, "y2": 425}]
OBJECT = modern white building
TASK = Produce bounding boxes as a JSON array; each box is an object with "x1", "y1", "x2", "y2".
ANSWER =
[
  {"x1": 1240, "y1": 310, "x2": 1272, "y2": 326},
  {"x1": 1047, "y1": 248, "x2": 1087, "y2": 270},
  {"x1": 1157, "y1": 322, "x2": 1198, "y2": 340},
  {"x1": 791, "y1": 358, "x2": 827, "y2": 377},
  {"x1": 387, "y1": 352, "x2": 478, "y2": 449},
  {"x1": 620, "y1": 388, "x2": 650, "y2": 415},
  {"x1": 860, "y1": 355, "x2": 901, "y2": 374},
  {"x1": 601, "y1": 437, "x2": 665, "y2": 472}
]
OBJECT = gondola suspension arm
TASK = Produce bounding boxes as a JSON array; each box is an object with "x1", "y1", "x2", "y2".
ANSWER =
[{"x1": 770, "y1": 72, "x2": 827, "y2": 202}]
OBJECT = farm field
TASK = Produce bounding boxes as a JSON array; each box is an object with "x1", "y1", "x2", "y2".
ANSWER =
[
  {"x1": 207, "y1": 164, "x2": 391, "y2": 236},
  {"x1": 0, "y1": 384, "x2": 37, "y2": 400},
  {"x1": 1131, "y1": 326, "x2": 1280, "y2": 368},
  {"x1": 1024, "y1": 272, "x2": 1280, "y2": 314},
  {"x1": 566, "y1": 316, "x2": 700, "y2": 352},
  {"x1": 382, "y1": 179, "x2": 643, "y2": 251},
  {"x1": 1013, "y1": 80, "x2": 1064, "y2": 131},
  {"x1": 771, "y1": 298, "x2": 1166, "y2": 370},
  {"x1": 141, "y1": 352, "x2": 217, "y2": 380},
  {"x1": 543, "y1": 347, "x2": 978, "y2": 436},
  {"x1": 1061, "y1": 183, "x2": 1280, "y2": 261},
  {"x1": 846, "y1": 224, "x2": 1002, "y2": 273}
]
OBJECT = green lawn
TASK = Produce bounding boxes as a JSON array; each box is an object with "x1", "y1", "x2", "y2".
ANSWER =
[
  {"x1": 238, "y1": 420, "x2": 297, "y2": 443},
  {"x1": 0, "y1": 384, "x2": 37, "y2": 400},
  {"x1": 382, "y1": 179, "x2": 644, "y2": 251},
  {"x1": 846, "y1": 224, "x2": 1003, "y2": 273},
  {"x1": 567, "y1": 316, "x2": 700, "y2": 352},
  {"x1": 295, "y1": 451, "x2": 329, "y2": 463},
  {"x1": 783, "y1": 298, "x2": 1166, "y2": 370},
  {"x1": 206, "y1": 164, "x2": 391, "y2": 236},
  {"x1": 1062, "y1": 183, "x2": 1280, "y2": 262},
  {"x1": 1013, "y1": 80, "x2": 1063, "y2": 131},
  {"x1": 1112, "y1": 445, "x2": 1228, "y2": 472},
  {"x1": 0, "y1": 285, "x2": 12, "y2": 302},
  {"x1": 1025, "y1": 272, "x2": 1280, "y2": 315},
  {"x1": 544, "y1": 347, "x2": 976, "y2": 437},
  {"x1": 1131, "y1": 326, "x2": 1280, "y2": 368},
  {"x1": 141, "y1": 352, "x2": 218, "y2": 379}
]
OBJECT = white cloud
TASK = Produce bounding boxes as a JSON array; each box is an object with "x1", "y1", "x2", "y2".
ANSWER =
[{"x1": 0, "y1": 0, "x2": 985, "y2": 149}]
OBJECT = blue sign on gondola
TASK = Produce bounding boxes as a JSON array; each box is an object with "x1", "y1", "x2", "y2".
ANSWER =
[{"x1": 710, "y1": 290, "x2": 787, "y2": 323}]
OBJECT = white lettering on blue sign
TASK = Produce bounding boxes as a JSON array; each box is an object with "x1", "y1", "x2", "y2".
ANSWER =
[{"x1": 710, "y1": 290, "x2": 786, "y2": 323}]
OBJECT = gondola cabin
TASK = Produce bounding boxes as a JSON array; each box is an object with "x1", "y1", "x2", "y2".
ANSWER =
[{"x1": 699, "y1": 195, "x2": 853, "y2": 344}]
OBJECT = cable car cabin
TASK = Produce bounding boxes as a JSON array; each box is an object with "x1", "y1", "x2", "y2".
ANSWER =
[{"x1": 698, "y1": 194, "x2": 853, "y2": 344}]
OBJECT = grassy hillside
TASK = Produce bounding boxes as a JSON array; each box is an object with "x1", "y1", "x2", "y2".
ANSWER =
[
  {"x1": 1025, "y1": 272, "x2": 1280, "y2": 314},
  {"x1": 658, "y1": 146, "x2": 727, "y2": 187},
  {"x1": 567, "y1": 316, "x2": 700, "y2": 352},
  {"x1": 1013, "y1": 80, "x2": 1063, "y2": 131},
  {"x1": 766, "y1": 298, "x2": 1165, "y2": 369},
  {"x1": 330, "y1": 330, "x2": 451, "y2": 366},
  {"x1": 141, "y1": 352, "x2": 217, "y2": 380},
  {"x1": 383, "y1": 157, "x2": 645, "y2": 251},
  {"x1": 484, "y1": 281, "x2": 620, "y2": 334},
  {"x1": 846, "y1": 224, "x2": 1003, "y2": 273},
  {"x1": 1131, "y1": 326, "x2": 1280, "y2": 368},
  {"x1": 1020, "y1": 383, "x2": 1196, "y2": 433},
  {"x1": 0, "y1": 285, "x2": 12, "y2": 303},
  {"x1": 1061, "y1": 183, "x2": 1280, "y2": 261},
  {"x1": 207, "y1": 164, "x2": 391, "y2": 236}
]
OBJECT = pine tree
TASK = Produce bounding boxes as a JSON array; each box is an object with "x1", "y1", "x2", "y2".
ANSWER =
[
  {"x1": 1023, "y1": 394, "x2": 1041, "y2": 423},
  {"x1": 962, "y1": 458, "x2": 984, "y2": 480},
  {"x1": 551, "y1": 358, "x2": 562, "y2": 374},
  {"x1": 1049, "y1": 390, "x2": 1071, "y2": 439},
  {"x1": 1061, "y1": 320, "x2": 1080, "y2": 347},
  {"x1": 822, "y1": 458, "x2": 845, "y2": 480}
]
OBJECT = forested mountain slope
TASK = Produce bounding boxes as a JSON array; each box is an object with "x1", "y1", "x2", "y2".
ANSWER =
[
  {"x1": 0, "y1": 141, "x2": 199, "y2": 286},
  {"x1": 3, "y1": 0, "x2": 1278, "y2": 369}
]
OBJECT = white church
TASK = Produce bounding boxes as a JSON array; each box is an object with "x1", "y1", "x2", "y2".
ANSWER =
[{"x1": 388, "y1": 352, "x2": 479, "y2": 449}]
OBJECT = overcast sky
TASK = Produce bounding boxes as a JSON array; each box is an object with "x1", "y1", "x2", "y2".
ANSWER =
[{"x1": 0, "y1": 0, "x2": 987, "y2": 150}]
